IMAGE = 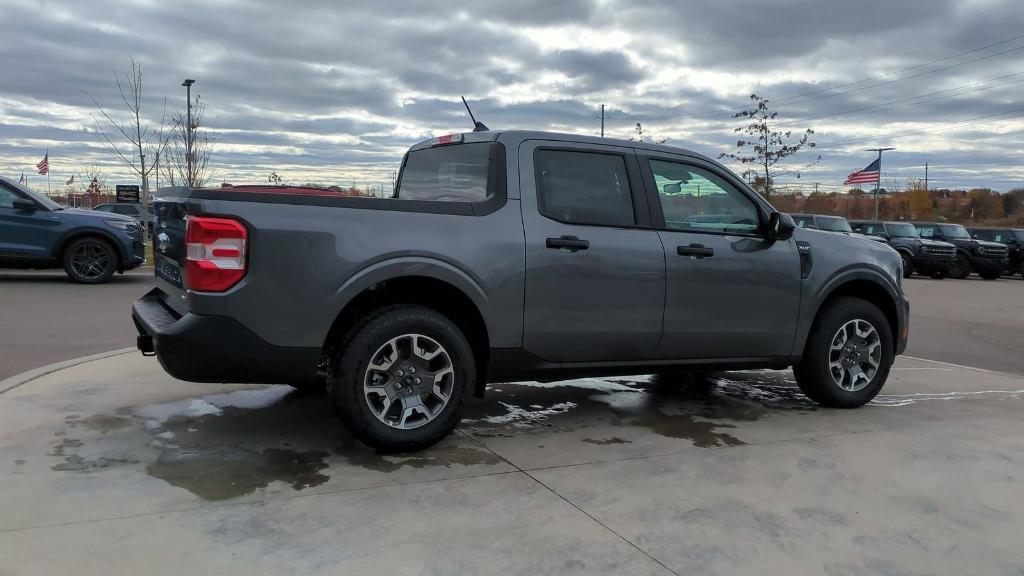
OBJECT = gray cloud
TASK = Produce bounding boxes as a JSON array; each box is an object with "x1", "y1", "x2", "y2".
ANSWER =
[{"x1": 0, "y1": 0, "x2": 1022, "y2": 190}]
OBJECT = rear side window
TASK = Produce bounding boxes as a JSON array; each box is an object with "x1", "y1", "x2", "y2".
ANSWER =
[
  {"x1": 535, "y1": 150, "x2": 635, "y2": 227},
  {"x1": 397, "y1": 143, "x2": 492, "y2": 202}
]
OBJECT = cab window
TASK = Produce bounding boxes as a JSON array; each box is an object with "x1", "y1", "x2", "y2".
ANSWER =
[
  {"x1": 648, "y1": 160, "x2": 759, "y2": 234},
  {"x1": 535, "y1": 150, "x2": 635, "y2": 227}
]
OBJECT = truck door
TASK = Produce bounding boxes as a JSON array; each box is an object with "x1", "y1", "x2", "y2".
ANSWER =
[
  {"x1": 519, "y1": 141, "x2": 665, "y2": 363},
  {"x1": 637, "y1": 154, "x2": 801, "y2": 359}
]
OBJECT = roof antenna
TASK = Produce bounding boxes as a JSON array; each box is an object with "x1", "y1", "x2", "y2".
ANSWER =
[{"x1": 461, "y1": 96, "x2": 489, "y2": 132}]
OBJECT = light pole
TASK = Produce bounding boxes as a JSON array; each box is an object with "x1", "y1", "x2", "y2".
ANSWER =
[
  {"x1": 181, "y1": 79, "x2": 195, "y2": 186},
  {"x1": 865, "y1": 147, "x2": 894, "y2": 219}
]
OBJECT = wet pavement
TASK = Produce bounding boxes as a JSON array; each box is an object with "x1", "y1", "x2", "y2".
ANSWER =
[{"x1": 2, "y1": 353, "x2": 1024, "y2": 575}]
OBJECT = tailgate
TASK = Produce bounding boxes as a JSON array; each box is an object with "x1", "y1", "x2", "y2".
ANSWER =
[{"x1": 152, "y1": 197, "x2": 189, "y2": 310}]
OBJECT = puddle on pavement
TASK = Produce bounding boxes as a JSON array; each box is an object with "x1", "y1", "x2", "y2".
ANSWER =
[
  {"x1": 46, "y1": 369, "x2": 822, "y2": 496},
  {"x1": 465, "y1": 371, "x2": 816, "y2": 448},
  {"x1": 147, "y1": 446, "x2": 330, "y2": 501}
]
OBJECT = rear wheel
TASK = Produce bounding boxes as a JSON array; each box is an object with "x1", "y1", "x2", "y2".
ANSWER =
[
  {"x1": 900, "y1": 253, "x2": 913, "y2": 278},
  {"x1": 794, "y1": 297, "x2": 893, "y2": 408},
  {"x1": 326, "y1": 305, "x2": 475, "y2": 452},
  {"x1": 62, "y1": 237, "x2": 116, "y2": 284},
  {"x1": 948, "y1": 253, "x2": 971, "y2": 279}
]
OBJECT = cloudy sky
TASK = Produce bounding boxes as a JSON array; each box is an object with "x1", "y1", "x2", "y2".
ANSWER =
[{"x1": 2, "y1": 0, "x2": 1023, "y2": 194}]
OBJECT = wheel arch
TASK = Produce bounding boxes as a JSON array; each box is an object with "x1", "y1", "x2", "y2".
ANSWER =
[
  {"x1": 53, "y1": 228, "x2": 127, "y2": 267},
  {"x1": 796, "y1": 269, "x2": 902, "y2": 357},
  {"x1": 323, "y1": 260, "x2": 492, "y2": 395}
]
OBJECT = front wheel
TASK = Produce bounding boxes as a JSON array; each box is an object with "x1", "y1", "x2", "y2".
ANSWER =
[
  {"x1": 900, "y1": 253, "x2": 914, "y2": 278},
  {"x1": 62, "y1": 237, "x2": 116, "y2": 284},
  {"x1": 794, "y1": 297, "x2": 894, "y2": 408},
  {"x1": 326, "y1": 305, "x2": 475, "y2": 452},
  {"x1": 949, "y1": 254, "x2": 971, "y2": 279}
]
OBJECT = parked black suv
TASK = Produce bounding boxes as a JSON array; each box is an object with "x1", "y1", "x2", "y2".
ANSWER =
[
  {"x1": 912, "y1": 222, "x2": 1008, "y2": 279},
  {"x1": 850, "y1": 220, "x2": 956, "y2": 278},
  {"x1": 967, "y1": 227, "x2": 1023, "y2": 277}
]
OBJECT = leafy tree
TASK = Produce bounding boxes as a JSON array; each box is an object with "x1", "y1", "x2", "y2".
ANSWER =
[
  {"x1": 719, "y1": 94, "x2": 818, "y2": 197},
  {"x1": 906, "y1": 179, "x2": 932, "y2": 219}
]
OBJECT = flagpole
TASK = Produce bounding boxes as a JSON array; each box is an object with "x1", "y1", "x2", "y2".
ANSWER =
[{"x1": 865, "y1": 147, "x2": 894, "y2": 219}]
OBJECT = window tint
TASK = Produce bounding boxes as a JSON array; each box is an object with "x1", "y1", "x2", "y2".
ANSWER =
[
  {"x1": 916, "y1": 225, "x2": 936, "y2": 238},
  {"x1": 648, "y1": 160, "x2": 759, "y2": 234},
  {"x1": 992, "y1": 232, "x2": 1007, "y2": 243},
  {"x1": 818, "y1": 217, "x2": 852, "y2": 233},
  {"x1": 535, "y1": 150, "x2": 635, "y2": 227},
  {"x1": 0, "y1": 186, "x2": 18, "y2": 208},
  {"x1": 885, "y1": 223, "x2": 918, "y2": 238},
  {"x1": 939, "y1": 224, "x2": 970, "y2": 239},
  {"x1": 792, "y1": 215, "x2": 814, "y2": 228},
  {"x1": 397, "y1": 143, "x2": 492, "y2": 202}
]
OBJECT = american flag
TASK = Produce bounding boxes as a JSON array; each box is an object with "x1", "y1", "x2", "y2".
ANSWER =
[
  {"x1": 844, "y1": 159, "x2": 880, "y2": 185},
  {"x1": 36, "y1": 152, "x2": 49, "y2": 175}
]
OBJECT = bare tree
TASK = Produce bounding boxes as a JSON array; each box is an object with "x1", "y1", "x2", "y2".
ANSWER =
[
  {"x1": 85, "y1": 56, "x2": 165, "y2": 203},
  {"x1": 719, "y1": 94, "x2": 818, "y2": 197},
  {"x1": 165, "y1": 95, "x2": 214, "y2": 188}
]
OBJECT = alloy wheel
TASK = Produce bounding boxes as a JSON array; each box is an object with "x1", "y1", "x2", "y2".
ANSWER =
[
  {"x1": 69, "y1": 242, "x2": 111, "y2": 280},
  {"x1": 828, "y1": 319, "x2": 882, "y2": 392},
  {"x1": 363, "y1": 333, "x2": 455, "y2": 430}
]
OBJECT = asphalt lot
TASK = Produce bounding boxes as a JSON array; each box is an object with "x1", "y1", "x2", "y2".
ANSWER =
[
  {"x1": 0, "y1": 269, "x2": 154, "y2": 380},
  {"x1": 1, "y1": 269, "x2": 1023, "y2": 574},
  {"x1": 0, "y1": 268, "x2": 1021, "y2": 380}
]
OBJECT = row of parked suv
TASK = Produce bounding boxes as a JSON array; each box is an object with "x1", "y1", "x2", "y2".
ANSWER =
[{"x1": 791, "y1": 213, "x2": 1022, "y2": 280}]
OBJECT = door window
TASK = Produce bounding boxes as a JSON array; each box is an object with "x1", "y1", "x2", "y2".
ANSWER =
[
  {"x1": 0, "y1": 187, "x2": 17, "y2": 208},
  {"x1": 648, "y1": 160, "x2": 760, "y2": 234},
  {"x1": 535, "y1": 150, "x2": 635, "y2": 227}
]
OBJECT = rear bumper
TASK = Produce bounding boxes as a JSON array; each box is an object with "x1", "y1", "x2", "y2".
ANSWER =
[{"x1": 132, "y1": 288, "x2": 320, "y2": 385}]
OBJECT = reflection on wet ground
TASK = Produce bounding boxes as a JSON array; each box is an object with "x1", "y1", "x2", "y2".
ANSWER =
[
  {"x1": 465, "y1": 371, "x2": 816, "y2": 448},
  {"x1": 47, "y1": 368, "x2": 997, "y2": 501}
]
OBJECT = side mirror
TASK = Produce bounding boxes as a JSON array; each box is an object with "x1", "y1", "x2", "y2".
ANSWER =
[
  {"x1": 12, "y1": 198, "x2": 37, "y2": 211},
  {"x1": 663, "y1": 183, "x2": 681, "y2": 194},
  {"x1": 768, "y1": 212, "x2": 795, "y2": 241}
]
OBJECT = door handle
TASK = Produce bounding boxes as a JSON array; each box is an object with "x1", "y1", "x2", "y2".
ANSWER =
[
  {"x1": 546, "y1": 235, "x2": 589, "y2": 252},
  {"x1": 677, "y1": 243, "x2": 714, "y2": 259}
]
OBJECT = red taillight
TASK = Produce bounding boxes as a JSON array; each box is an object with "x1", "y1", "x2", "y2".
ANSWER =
[{"x1": 184, "y1": 216, "x2": 247, "y2": 292}]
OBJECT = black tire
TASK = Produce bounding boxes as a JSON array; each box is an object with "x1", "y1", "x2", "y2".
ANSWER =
[
  {"x1": 326, "y1": 305, "x2": 475, "y2": 452},
  {"x1": 949, "y1": 253, "x2": 971, "y2": 279},
  {"x1": 794, "y1": 297, "x2": 894, "y2": 408},
  {"x1": 62, "y1": 237, "x2": 116, "y2": 284},
  {"x1": 899, "y1": 253, "x2": 913, "y2": 278},
  {"x1": 979, "y1": 270, "x2": 1000, "y2": 280}
]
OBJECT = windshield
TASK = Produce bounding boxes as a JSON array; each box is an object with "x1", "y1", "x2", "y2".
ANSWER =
[
  {"x1": 1013, "y1": 230, "x2": 1024, "y2": 242},
  {"x1": 818, "y1": 217, "x2": 853, "y2": 233},
  {"x1": 886, "y1": 223, "x2": 919, "y2": 238},
  {"x1": 939, "y1": 224, "x2": 970, "y2": 239},
  {"x1": 1, "y1": 178, "x2": 63, "y2": 210}
]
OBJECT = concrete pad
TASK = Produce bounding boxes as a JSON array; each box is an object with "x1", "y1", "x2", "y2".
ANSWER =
[{"x1": 2, "y1": 352, "x2": 1024, "y2": 574}]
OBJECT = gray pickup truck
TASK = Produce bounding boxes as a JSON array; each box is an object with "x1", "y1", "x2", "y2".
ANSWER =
[{"x1": 133, "y1": 130, "x2": 909, "y2": 451}]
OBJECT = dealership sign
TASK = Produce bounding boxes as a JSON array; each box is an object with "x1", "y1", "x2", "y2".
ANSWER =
[{"x1": 116, "y1": 185, "x2": 140, "y2": 203}]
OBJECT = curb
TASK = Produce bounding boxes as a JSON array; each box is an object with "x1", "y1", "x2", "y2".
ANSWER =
[{"x1": 0, "y1": 347, "x2": 137, "y2": 396}]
